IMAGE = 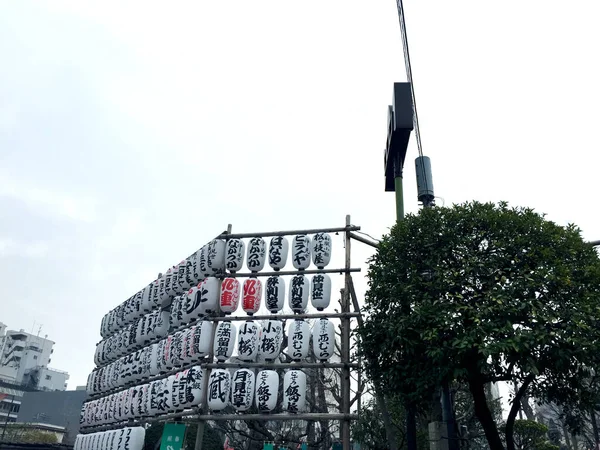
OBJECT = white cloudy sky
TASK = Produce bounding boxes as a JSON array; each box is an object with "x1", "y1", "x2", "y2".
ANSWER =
[{"x1": 1, "y1": 1, "x2": 599, "y2": 389}]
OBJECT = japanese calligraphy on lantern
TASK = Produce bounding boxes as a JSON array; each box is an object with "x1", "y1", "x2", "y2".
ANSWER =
[
  {"x1": 242, "y1": 278, "x2": 262, "y2": 315},
  {"x1": 191, "y1": 321, "x2": 213, "y2": 359},
  {"x1": 289, "y1": 274, "x2": 309, "y2": 313},
  {"x1": 292, "y1": 235, "x2": 311, "y2": 270},
  {"x1": 213, "y1": 321, "x2": 236, "y2": 362},
  {"x1": 220, "y1": 277, "x2": 240, "y2": 314},
  {"x1": 311, "y1": 273, "x2": 332, "y2": 311},
  {"x1": 258, "y1": 320, "x2": 283, "y2": 361},
  {"x1": 206, "y1": 239, "x2": 225, "y2": 274},
  {"x1": 231, "y1": 369, "x2": 255, "y2": 411},
  {"x1": 225, "y1": 238, "x2": 245, "y2": 272},
  {"x1": 196, "y1": 277, "x2": 220, "y2": 315},
  {"x1": 255, "y1": 370, "x2": 278, "y2": 412},
  {"x1": 283, "y1": 370, "x2": 307, "y2": 412},
  {"x1": 288, "y1": 320, "x2": 310, "y2": 361},
  {"x1": 247, "y1": 237, "x2": 267, "y2": 272},
  {"x1": 237, "y1": 321, "x2": 260, "y2": 362},
  {"x1": 265, "y1": 276, "x2": 285, "y2": 313},
  {"x1": 312, "y1": 318, "x2": 335, "y2": 361},
  {"x1": 208, "y1": 369, "x2": 231, "y2": 411},
  {"x1": 268, "y1": 236, "x2": 289, "y2": 270}
]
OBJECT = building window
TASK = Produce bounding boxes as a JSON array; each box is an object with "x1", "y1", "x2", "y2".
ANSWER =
[
  {"x1": 33, "y1": 355, "x2": 37, "y2": 360},
  {"x1": 45, "y1": 375, "x2": 52, "y2": 380}
]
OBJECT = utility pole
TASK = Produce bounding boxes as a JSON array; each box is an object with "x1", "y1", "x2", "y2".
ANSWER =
[{"x1": 385, "y1": 82, "x2": 415, "y2": 450}]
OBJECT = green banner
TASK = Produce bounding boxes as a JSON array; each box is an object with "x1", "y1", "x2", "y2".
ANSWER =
[{"x1": 160, "y1": 423, "x2": 188, "y2": 450}]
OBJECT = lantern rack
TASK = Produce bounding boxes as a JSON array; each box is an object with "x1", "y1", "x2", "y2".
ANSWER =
[
  {"x1": 84, "y1": 216, "x2": 369, "y2": 450},
  {"x1": 82, "y1": 409, "x2": 359, "y2": 434}
]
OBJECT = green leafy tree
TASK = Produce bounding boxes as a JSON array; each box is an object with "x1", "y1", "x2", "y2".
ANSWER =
[
  {"x1": 359, "y1": 202, "x2": 600, "y2": 450},
  {"x1": 502, "y1": 420, "x2": 553, "y2": 450},
  {"x1": 351, "y1": 396, "x2": 429, "y2": 450}
]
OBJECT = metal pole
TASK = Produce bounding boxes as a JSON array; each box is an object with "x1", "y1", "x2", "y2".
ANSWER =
[
  {"x1": 1, "y1": 395, "x2": 15, "y2": 442},
  {"x1": 340, "y1": 216, "x2": 352, "y2": 450},
  {"x1": 442, "y1": 381, "x2": 458, "y2": 450},
  {"x1": 215, "y1": 225, "x2": 360, "y2": 240},
  {"x1": 393, "y1": 159, "x2": 416, "y2": 450}
]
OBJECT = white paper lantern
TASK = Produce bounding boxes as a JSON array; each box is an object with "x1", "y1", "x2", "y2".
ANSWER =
[
  {"x1": 247, "y1": 237, "x2": 267, "y2": 272},
  {"x1": 268, "y1": 236, "x2": 289, "y2": 271},
  {"x1": 154, "y1": 310, "x2": 170, "y2": 339},
  {"x1": 207, "y1": 239, "x2": 226, "y2": 274},
  {"x1": 192, "y1": 250, "x2": 203, "y2": 283},
  {"x1": 163, "y1": 335, "x2": 174, "y2": 370},
  {"x1": 169, "y1": 372, "x2": 185, "y2": 412},
  {"x1": 313, "y1": 318, "x2": 335, "y2": 361},
  {"x1": 311, "y1": 273, "x2": 332, "y2": 311},
  {"x1": 158, "y1": 273, "x2": 170, "y2": 306},
  {"x1": 207, "y1": 369, "x2": 231, "y2": 411},
  {"x1": 255, "y1": 370, "x2": 279, "y2": 412},
  {"x1": 213, "y1": 321, "x2": 236, "y2": 362},
  {"x1": 140, "y1": 383, "x2": 151, "y2": 417},
  {"x1": 231, "y1": 369, "x2": 255, "y2": 411},
  {"x1": 128, "y1": 427, "x2": 146, "y2": 450},
  {"x1": 175, "y1": 369, "x2": 188, "y2": 408},
  {"x1": 192, "y1": 321, "x2": 214, "y2": 359},
  {"x1": 150, "y1": 280, "x2": 161, "y2": 309},
  {"x1": 148, "y1": 343, "x2": 161, "y2": 377},
  {"x1": 164, "y1": 268, "x2": 174, "y2": 298},
  {"x1": 225, "y1": 238, "x2": 245, "y2": 272},
  {"x1": 311, "y1": 232, "x2": 332, "y2": 268},
  {"x1": 292, "y1": 235, "x2": 311, "y2": 270},
  {"x1": 288, "y1": 320, "x2": 310, "y2": 361},
  {"x1": 242, "y1": 278, "x2": 262, "y2": 315},
  {"x1": 182, "y1": 285, "x2": 199, "y2": 324},
  {"x1": 177, "y1": 260, "x2": 189, "y2": 292},
  {"x1": 132, "y1": 385, "x2": 144, "y2": 418},
  {"x1": 170, "y1": 331, "x2": 184, "y2": 368},
  {"x1": 264, "y1": 276, "x2": 285, "y2": 313},
  {"x1": 180, "y1": 327, "x2": 194, "y2": 365},
  {"x1": 148, "y1": 380, "x2": 162, "y2": 416},
  {"x1": 122, "y1": 387, "x2": 132, "y2": 419},
  {"x1": 156, "y1": 339, "x2": 168, "y2": 375},
  {"x1": 197, "y1": 277, "x2": 220, "y2": 315},
  {"x1": 170, "y1": 296, "x2": 183, "y2": 329},
  {"x1": 283, "y1": 370, "x2": 306, "y2": 412},
  {"x1": 198, "y1": 246, "x2": 209, "y2": 277},
  {"x1": 183, "y1": 257, "x2": 195, "y2": 288},
  {"x1": 165, "y1": 375, "x2": 176, "y2": 413},
  {"x1": 258, "y1": 320, "x2": 283, "y2": 361},
  {"x1": 184, "y1": 366, "x2": 206, "y2": 407},
  {"x1": 220, "y1": 277, "x2": 240, "y2": 314},
  {"x1": 289, "y1": 275, "x2": 309, "y2": 313},
  {"x1": 170, "y1": 264, "x2": 182, "y2": 296},
  {"x1": 237, "y1": 321, "x2": 260, "y2": 362}
]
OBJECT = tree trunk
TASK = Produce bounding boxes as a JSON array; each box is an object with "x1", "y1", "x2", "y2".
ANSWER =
[
  {"x1": 591, "y1": 410, "x2": 599, "y2": 450},
  {"x1": 563, "y1": 425, "x2": 573, "y2": 450},
  {"x1": 307, "y1": 367, "x2": 316, "y2": 449},
  {"x1": 520, "y1": 394, "x2": 535, "y2": 421},
  {"x1": 468, "y1": 377, "x2": 505, "y2": 450},
  {"x1": 317, "y1": 368, "x2": 330, "y2": 450},
  {"x1": 506, "y1": 374, "x2": 535, "y2": 450}
]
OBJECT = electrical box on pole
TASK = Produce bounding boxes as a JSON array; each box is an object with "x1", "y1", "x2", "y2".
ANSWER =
[{"x1": 415, "y1": 156, "x2": 434, "y2": 207}]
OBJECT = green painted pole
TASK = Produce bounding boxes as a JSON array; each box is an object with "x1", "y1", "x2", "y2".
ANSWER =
[{"x1": 394, "y1": 175, "x2": 404, "y2": 221}]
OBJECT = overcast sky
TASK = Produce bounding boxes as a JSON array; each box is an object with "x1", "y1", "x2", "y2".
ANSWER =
[{"x1": 1, "y1": 1, "x2": 599, "y2": 389}]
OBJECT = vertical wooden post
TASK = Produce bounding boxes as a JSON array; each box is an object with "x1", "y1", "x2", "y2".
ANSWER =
[{"x1": 340, "y1": 216, "x2": 352, "y2": 450}]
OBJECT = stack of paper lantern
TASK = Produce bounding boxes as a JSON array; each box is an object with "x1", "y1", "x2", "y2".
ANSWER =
[{"x1": 83, "y1": 231, "x2": 340, "y2": 430}]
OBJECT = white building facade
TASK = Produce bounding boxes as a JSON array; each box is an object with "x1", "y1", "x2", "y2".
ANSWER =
[{"x1": 0, "y1": 323, "x2": 69, "y2": 391}]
